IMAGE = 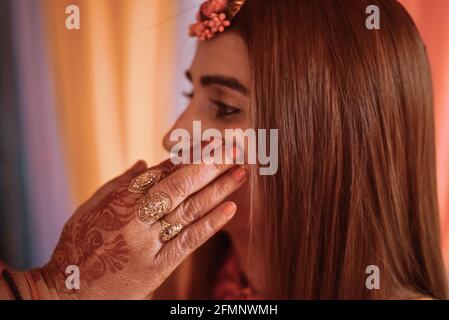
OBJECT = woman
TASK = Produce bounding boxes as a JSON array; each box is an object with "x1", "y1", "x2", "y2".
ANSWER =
[{"x1": 1, "y1": 0, "x2": 447, "y2": 300}]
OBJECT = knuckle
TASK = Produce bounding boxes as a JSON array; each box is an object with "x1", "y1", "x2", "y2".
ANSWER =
[
  {"x1": 164, "y1": 174, "x2": 193, "y2": 199},
  {"x1": 177, "y1": 229, "x2": 201, "y2": 252},
  {"x1": 204, "y1": 217, "x2": 218, "y2": 233},
  {"x1": 196, "y1": 162, "x2": 224, "y2": 181},
  {"x1": 157, "y1": 159, "x2": 177, "y2": 177},
  {"x1": 208, "y1": 161, "x2": 228, "y2": 175},
  {"x1": 180, "y1": 197, "x2": 203, "y2": 222},
  {"x1": 155, "y1": 248, "x2": 175, "y2": 269}
]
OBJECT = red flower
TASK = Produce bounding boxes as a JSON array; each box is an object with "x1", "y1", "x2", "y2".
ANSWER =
[{"x1": 200, "y1": 0, "x2": 228, "y2": 18}]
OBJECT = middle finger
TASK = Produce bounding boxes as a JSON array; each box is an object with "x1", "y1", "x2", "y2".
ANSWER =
[{"x1": 162, "y1": 165, "x2": 247, "y2": 228}]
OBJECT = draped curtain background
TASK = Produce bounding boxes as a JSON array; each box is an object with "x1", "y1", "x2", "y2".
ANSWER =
[{"x1": 0, "y1": 0, "x2": 448, "y2": 289}]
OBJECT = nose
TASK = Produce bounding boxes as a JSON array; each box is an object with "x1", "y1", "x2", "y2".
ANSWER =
[
  {"x1": 162, "y1": 108, "x2": 195, "y2": 152},
  {"x1": 162, "y1": 128, "x2": 177, "y2": 152}
]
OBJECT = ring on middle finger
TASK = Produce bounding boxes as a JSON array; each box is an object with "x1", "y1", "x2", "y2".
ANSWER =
[{"x1": 137, "y1": 191, "x2": 171, "y2": 224}]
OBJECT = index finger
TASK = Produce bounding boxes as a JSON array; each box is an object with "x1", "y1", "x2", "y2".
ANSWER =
[{"x1": 136, "y1": 143, "x2": 239, "y2": 224}]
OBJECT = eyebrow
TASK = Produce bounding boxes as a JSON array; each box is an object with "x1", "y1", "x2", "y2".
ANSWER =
[{"x1": 185, "y1": 70, "x2": 249, "y2": 96}]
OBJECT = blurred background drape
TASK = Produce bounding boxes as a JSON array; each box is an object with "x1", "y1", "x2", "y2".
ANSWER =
[{"x1": 0, "y1": 0, "x2": 449, "y2": 288}]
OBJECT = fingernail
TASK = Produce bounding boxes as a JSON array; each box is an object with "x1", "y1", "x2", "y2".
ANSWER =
[
  {"x1": 223, "y1": 202, "x2": 236, "y2": 217},
  {"x1": 231, "y1": 167, "x2": 247, "y2": 183}
]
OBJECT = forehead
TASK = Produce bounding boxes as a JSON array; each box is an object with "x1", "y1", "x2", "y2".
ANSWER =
[{"x1": 190, "y1": 32, "x2": 250, "y2": 87}]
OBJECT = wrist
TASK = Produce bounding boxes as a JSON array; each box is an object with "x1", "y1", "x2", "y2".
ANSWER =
[
  {"x1": 1, "y1": 268, "x2": 67, "y2": 300},
  {"x1": 0, "y1": 264, "x2": 81, "y2": 300},
  {"x1": 9, "y1": 270, "x2": 36, "y2": 300},
  {"x1": 0, "y1": 268, "x2": 35, "y2": 300},
  {"x1": 28, "y1": 263, "x2": 80, "y2": 300}
]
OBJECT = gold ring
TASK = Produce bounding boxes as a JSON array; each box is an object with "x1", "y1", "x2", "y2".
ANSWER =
[
  {"x1": 129, "y1": 169, "x2": 162, "y2": 194},
  {"x1": 160, "y1": 220, "x2": 183, "y2": 242},
  {"x1": 137, "y1": 191, "x2": 171, "y2": 224}
]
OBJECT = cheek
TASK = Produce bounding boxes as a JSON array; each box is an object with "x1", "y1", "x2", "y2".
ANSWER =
[
  {"x1": 162, "y1": 102, "x2": 212, "y2": 150},
  {"x1": 223, "y1": 180, "x2": 251, "y2": 231},
  {"x1": 164, "y1": 99, "x2": 251, "y2": 154}
]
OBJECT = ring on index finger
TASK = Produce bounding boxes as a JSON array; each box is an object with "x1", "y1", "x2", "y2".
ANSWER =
[{"x1": 128, "y1": 169, "x2": 162, "y2": 194}]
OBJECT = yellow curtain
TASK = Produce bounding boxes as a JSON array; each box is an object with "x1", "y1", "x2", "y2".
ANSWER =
[
  {"x1": 41, "y1": 0, "x2": 191, "y2": 298},
  {"x1": 41, "y1": 0, "x2": 176, "y2": 203}
]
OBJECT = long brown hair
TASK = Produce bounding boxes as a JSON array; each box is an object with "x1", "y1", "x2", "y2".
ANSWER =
[{"x1": 229, "y1": 0, "x2": 447, "y2": 299}]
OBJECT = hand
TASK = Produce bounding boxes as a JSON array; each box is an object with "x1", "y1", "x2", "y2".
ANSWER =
[{"x1": 29, "y1": 147, "x2": 247, "y2": 299}]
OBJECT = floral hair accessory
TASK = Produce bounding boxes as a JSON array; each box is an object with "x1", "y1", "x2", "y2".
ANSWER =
[{"x1": 189, "y1": 0, "x2": 247, "y2": 41}]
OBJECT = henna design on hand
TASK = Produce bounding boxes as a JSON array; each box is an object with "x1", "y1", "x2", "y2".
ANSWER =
[
  {"x1": 32, "y1": 160, "x2": 182, "y2": 297},
  {"x1": 36, "y1": 185, "x2": 140, "y2": 293}
]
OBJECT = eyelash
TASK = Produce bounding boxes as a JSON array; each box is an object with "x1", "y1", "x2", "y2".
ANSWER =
[
  {"x1": 210, "y1": 100, "x2": 241, "y2": 118},
  {"x1": 182, "y1": 91, "x2": 241, "y2": 118}
]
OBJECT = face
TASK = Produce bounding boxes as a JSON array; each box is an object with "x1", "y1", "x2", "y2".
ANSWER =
[{"x1": 163, "y1": 32, "x2": 251, "y2": 252}]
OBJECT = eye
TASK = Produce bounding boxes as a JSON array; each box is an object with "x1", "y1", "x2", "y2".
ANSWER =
[{"x1": 210, "y1": 100, "x2": 241, "y2": 118}]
